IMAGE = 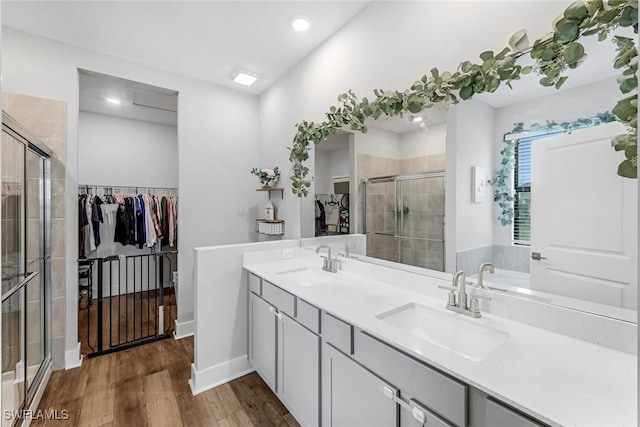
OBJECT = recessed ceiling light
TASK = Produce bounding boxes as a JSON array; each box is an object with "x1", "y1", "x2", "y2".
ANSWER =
[
  {"x1": 105, "y1": 98, "x2": 121, "y2": 105},
  {"x1": 291, "y1": 17, "x2": 310, "y2": 32},
  {"x1": 230, "y1": 68, "x2": 258, "y2": 86},
  {"x1": 409, "y1": 116, "x2": 423, "y2": 122}
]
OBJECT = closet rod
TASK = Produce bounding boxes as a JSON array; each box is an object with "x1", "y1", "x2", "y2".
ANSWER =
[{"x1": 78, "y1": 184, "x2": 178, "y2": 194}]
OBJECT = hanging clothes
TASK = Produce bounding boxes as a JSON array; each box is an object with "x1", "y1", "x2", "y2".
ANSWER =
[{"x1": 91, "y1": 196, "x2": 104, "y2": 247}]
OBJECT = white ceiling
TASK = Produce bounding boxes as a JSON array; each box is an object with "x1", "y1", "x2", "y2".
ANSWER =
[{"x1": 2, "y1": 1, "x2": 370, "y2": 95}]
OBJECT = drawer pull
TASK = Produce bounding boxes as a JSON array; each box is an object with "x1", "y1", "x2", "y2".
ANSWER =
[{"x1": 382, "y1": 385, "x2": 395, "y2": 400}]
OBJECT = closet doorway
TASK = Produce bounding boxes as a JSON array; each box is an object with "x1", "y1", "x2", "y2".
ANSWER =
[
  {"x1": 2, "y1": 114, "x2": 53, "y2": 424},
  {"x1": 77, "y1": 70, "x2": 178, "y2": 356}
]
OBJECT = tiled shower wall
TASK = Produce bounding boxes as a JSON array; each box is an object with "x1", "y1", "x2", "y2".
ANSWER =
[
  {"x1": 5, "y1": 92, "x2": 67, "y2": 370},
  {"x1": 359, "y1": 153, "x2": 446, "y2": 270},
  {"x1": 456, "y1": 244, "x2": 531, "y2": 276}
]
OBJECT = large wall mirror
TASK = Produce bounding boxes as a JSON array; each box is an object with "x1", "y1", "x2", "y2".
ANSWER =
[{"x1": 299, "y1": 8, "x2": 637, "y2": 324}]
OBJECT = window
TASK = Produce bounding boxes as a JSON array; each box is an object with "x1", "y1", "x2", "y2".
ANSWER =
[
  {"x1": 513, "y1": 137, "x2": 532, "y2": 244},
  {"x1": 512, "y1": 132, "x2": 562, "y2": 245}
]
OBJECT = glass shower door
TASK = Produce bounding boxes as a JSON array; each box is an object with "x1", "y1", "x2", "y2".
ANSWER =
[
  {"x1": 2, "y1": 119, "x2": 51, "y2": 426},
  {"x1": 2, "y1": 130, "x2": 27, "y2": 427},
  {"x1": 396, "y1": 175, "x2": 445, "y2": 271},
  {"x1": 364, "y1": 179, "x2": 397, "y2": 262}
]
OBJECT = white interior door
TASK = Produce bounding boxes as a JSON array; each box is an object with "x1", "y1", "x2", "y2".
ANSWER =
[{"x1": 530, "y1": 122, "x2": 637, "y2": 310}]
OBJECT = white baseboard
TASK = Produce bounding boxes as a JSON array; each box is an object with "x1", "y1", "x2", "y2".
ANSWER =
[
  {"x1": 65, "y1": 343, "x2": 82, "y2": 370},
  {"x1": 188, "y1": 355, "x2": 254, "y2": 395},
  {"x1": 174, "y1": 318, "x2": 194, "y2": 339}
]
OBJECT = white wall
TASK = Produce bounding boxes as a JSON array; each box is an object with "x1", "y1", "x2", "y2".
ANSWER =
[
  {"x1": 190, "y1": 239, "x2": 299, "y2": 394},
  {"x1": 258, "y1": 1, "x2": 571, "y2": 241},
  {"x1": 2, "y1": 28, "x2": 260, "y2": 359},
  {"x1": 492, "y1": 77, "x2": 623, "y2": 247},
  {"x1": 444, "y1": 99, "x2": 496, "y2": 271},
  {"x1": 314, "y1": 146, "x2": 349, "y2": 195},
  {"x1": 78, "y1": 112, "x2": 178, "y2": 188},
  {"x1": 355, "y1": 126, "x2": 400, "y2": 158},
  {"x1": 399, "y1": 122, "x2": 447, "y2": 159}
]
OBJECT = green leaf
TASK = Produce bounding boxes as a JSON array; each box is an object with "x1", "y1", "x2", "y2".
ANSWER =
[
  {"x1": 585, "y1": 0, "x2": 604, "y2": 16},
  {"x1": 459, "y1": 85, "x2": 474, "y2": 100},
  {"x1": 555, "y1": 21, "x2": 579, "y2": 43},
  {"x1": 612, "y1": 134, "x2": 636, "y2": 150},
  {"x1": 598, "y1": 30, "x2": 609, "y2": 41},
  {"x1": 564, "y1": 0, "x2": 588, "y2": 20},
  {"x1": 625, "y1": 143, "x2": 637, "y2": 160},
  {"x1": 480, "y1": 51, "x2": 494, "y2": 61},
  {"x1": 620, "y1": 6, "x2": 639, "y2": 27},
  {"x1": 617, "y1": 159, "x2": 638, "y2": 178},
  {"x1": 612, "y1": 96, "x2": 638, "y2": 121},
  {"x1": 555, "y1": 76, "x2": 569, "y2": 89},
  {"x1": 597, "y1": 8, "x2": 619, "y2": 24},
  {"x1": 541, "y1": 49, "x2": 556, "y2": 61},
  {"x1": 522, "y1": 65, "x2": 534, "y2": 74},
  {"x1": 564, "y1": 42, "x2": 585, "y2": 64},
  {"x1": 620, "y1": 76, "x2": 638, "y2": 93},
  {"x1": 509, "y1": 29, "x2": 528, "y2": 52},
  {"x1": 540, "y1": 77, "x2": 554, "y2": 87}
]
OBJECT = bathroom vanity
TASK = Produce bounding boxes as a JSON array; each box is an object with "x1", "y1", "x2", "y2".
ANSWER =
[{"x1": 243, "y1": 250, "x2": 637, "y2": 427}]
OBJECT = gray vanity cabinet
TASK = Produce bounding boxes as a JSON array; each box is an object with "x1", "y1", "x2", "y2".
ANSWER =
[
  {"x1": 278, "y1": 313, "x2": 320, "y2": 427},
  {"x1": 248, "y1": 275, "x2": 320, "y2": 427},
  {"x1": 322, "y1": 343, "x2": 398, "y2": 427},
  {"x1": 249, "y1": 292, "x2": 277, "y2": 391}
]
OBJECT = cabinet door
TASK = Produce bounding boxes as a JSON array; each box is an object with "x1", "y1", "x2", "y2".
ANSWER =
[
  {"x1": 249, "y1": 293, "x2": 277, "y2": 392},
  {"x1": 322, "y1": 343, "x2": 398, "y2": 427},
  {"x1": 279, "y1": 314, "x2": 320, "y2": 427}
]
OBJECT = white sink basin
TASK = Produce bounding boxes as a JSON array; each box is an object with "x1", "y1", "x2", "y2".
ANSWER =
[
  {"x1": 277, "y1": 267, "x2": 336, "y2": 287},
  {"x1": 376, "y1": 303, "x2": 509, "y2": 362}
]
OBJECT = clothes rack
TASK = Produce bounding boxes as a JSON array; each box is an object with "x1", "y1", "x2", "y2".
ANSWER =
[{"x1": 78, "y1": 184, "x2": 178, "y2": 197}]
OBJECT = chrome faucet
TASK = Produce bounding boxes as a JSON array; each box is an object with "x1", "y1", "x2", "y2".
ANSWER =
[
  {"x1": 476, "y1": 262, "x2": 495, "y2": 289},
  {"x1": 316, "y1": 245, "x2": 338, "y2": 273},
  {"x1": 345, "y1": 242, "x2": 357, "y2": 259},
  {"x1": 438, "y1": 270, "x2": 489, "y2": 318}
]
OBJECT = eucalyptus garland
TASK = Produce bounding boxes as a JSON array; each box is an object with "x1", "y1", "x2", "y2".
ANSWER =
[
  {"x1": 288, "y1": 0, "x2": 638, "y2": 197},
  {"x1": 490, "y1": 112, "x2": 616, "y2": 225}
]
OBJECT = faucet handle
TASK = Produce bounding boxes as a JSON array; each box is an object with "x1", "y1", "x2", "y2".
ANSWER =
[{"x1": 438, "y1": 285, "x2": 457, "y2": 308}]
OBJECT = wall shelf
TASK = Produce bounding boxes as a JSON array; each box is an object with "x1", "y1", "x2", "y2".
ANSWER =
[
  {"x1": 256, "y1": 187, "x2": 284, "y2": 200},
  {"x1": 256, "y1": 219, "x2": 284, "y2": 235}
]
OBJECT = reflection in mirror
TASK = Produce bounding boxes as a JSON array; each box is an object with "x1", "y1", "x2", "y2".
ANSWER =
[{"x1": 303, "y1": 29, "x2": 637, "y2": 323}]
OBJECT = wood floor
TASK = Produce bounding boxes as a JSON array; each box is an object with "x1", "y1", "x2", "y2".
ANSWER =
[{"x1": 33, "y1": 336, "x2": 300, "y2": 427}]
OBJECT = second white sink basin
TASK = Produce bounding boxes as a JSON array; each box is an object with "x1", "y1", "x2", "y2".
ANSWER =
[
  {"x1": 277, "y1": 267, "x2": 336, "y2": 287},
  {"x1": 376, "y1": 303, "x2": 509, "y2": 362}
]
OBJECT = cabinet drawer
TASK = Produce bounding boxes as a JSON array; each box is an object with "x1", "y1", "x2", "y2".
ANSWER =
[
  {"x1": 296, "y1": 299, "x2": 320, "y2": 334},
  {"x1": 354, "y1": 331, "x2": 467, "y2": 427},
  {"x1": 249, "y1": 273, "x2": 261, "y2": 295},
  {"x1": 322, "y1": 312, "x2": 353, "y2": 355},
  {"x1": 262, "y1": 280, "x2": 295, "y2": 315},
  {"x1": 486, "y1": 398, "x2": 546, "y2": 427}
]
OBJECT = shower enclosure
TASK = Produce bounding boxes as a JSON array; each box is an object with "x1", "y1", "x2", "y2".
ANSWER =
[
  {"x1": 363, "y1": 171, "x2": 445, "y2": 271},
  {"x1": 2, "y1": 114, "x2": 52, "y2": 426}
]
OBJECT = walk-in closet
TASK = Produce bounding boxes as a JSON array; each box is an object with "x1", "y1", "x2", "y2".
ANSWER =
[{"x1": 77, "y1": 71, "x2": 179, "y2": 357}]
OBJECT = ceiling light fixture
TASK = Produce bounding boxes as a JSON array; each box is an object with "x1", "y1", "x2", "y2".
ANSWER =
[
  {"x1": 105, "y1": 98, "x2": 121, "y2": 105},
  {"x1": 409, "y1": 115, "x2": 423, "y2": 122},
  {"x1": 230, "y1": 68, "x2": 259, "y2": 86},
  {"x1": 291, "y1": 17, "x2": 310, "y2": 32}
]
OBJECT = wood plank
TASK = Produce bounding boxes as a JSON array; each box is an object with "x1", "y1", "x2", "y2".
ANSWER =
[
  {"x1": 175, "y1": 391, "x2": 219, "y2": 427},
  {"x1": 113, "y1": 377, "x2": 148, "y2": 427},
  {"x1": 143, "y1": 370, "x2": 183, "y2": 427},
  {"x1": 205, "y1": 383, "x2": 243, "y2": 421},
  {"x1": 218, "y1": 410, "x2": 255, "y2": 427},
  {"x1": 84, "y1": 353, "x2": 116, "y2": 396},
  {"x1": 77, "y1": 388, "x2": 115, "y2": 427}
]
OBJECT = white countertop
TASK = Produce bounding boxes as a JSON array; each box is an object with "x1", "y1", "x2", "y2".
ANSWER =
[{"x1": 244, "y1": 256, "x2": 637, "y2": 427}]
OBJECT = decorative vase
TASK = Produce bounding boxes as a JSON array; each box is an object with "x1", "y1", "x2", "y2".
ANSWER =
[{"x1": 261, "y1": 177, "x2": 279, "y2": 188}]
